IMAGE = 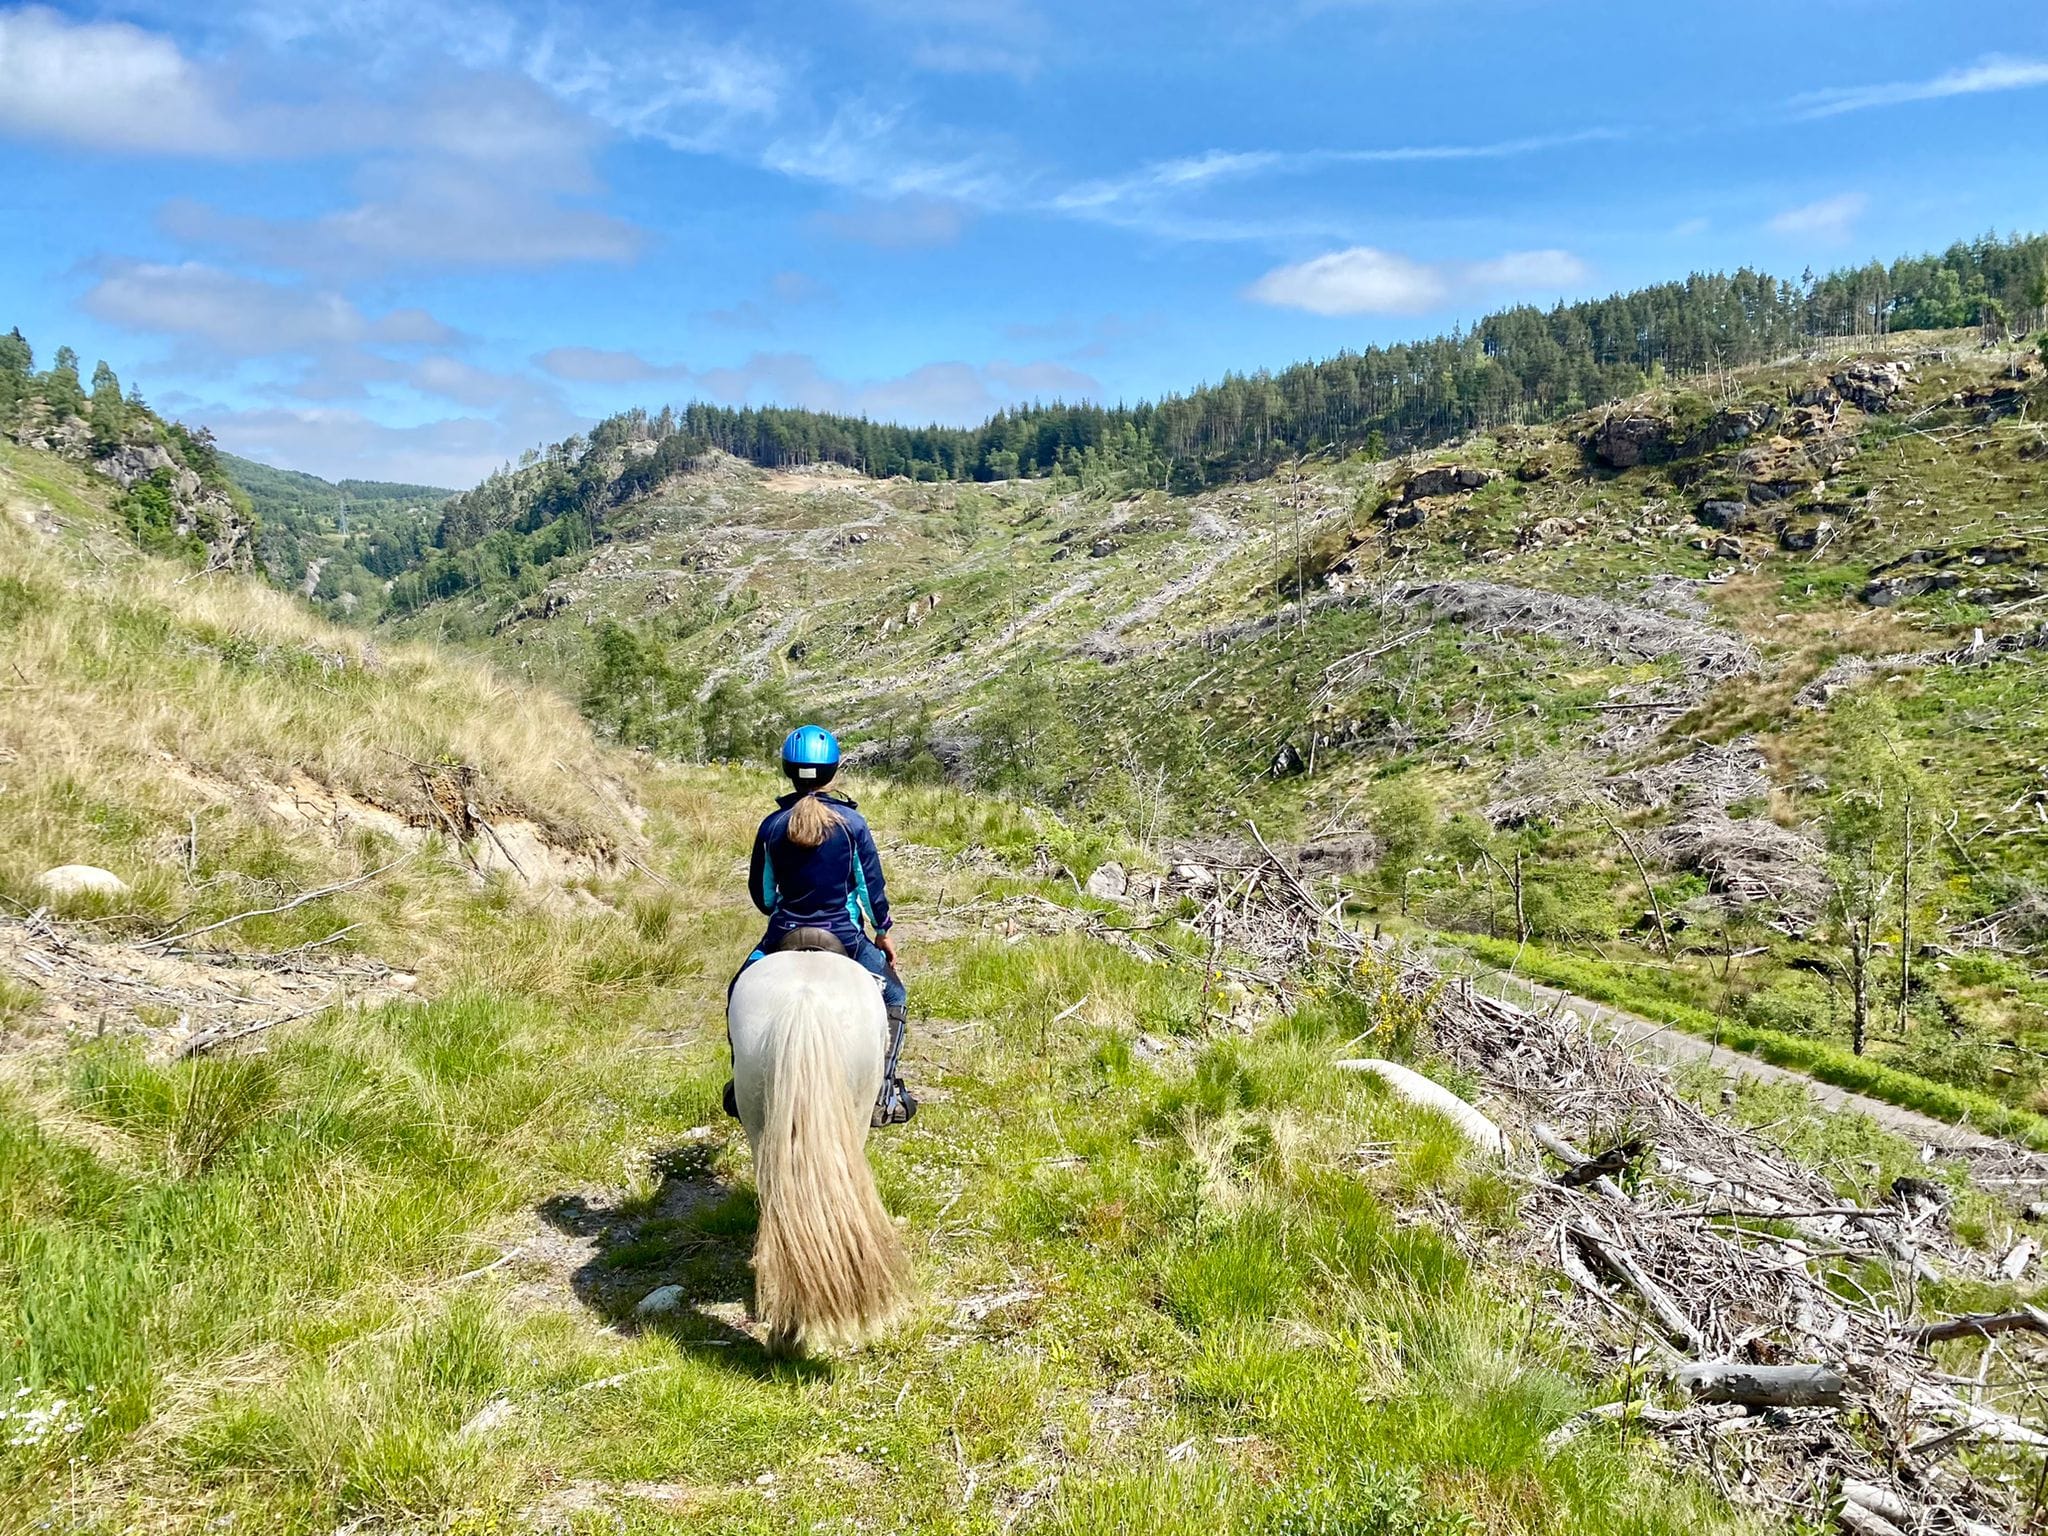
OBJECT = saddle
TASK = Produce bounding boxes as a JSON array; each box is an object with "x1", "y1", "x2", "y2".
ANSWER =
[{"x1": 768, "y1": 926, "x2": 848, "y2": 957}]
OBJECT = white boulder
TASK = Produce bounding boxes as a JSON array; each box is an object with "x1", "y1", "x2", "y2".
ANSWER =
[
  {"x1": 634, "y1": 1284, "x2": 686, "y2": 1317},
  {"x1": 34, "y1": 865, "x2": 131, "y2": 901},
  {"x1": 1084, "y1": 861, "x2": 1129, "y2": 900}
]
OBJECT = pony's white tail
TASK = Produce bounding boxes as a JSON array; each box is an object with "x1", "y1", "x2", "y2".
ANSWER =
[{"x1": 748, "y1": 980, "x2": 912, "y2": 1353}]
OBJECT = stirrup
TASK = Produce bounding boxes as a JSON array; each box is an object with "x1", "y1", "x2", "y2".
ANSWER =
[{"x1": 871, "y1": 1078, "x2": 917, "y2": 1128}]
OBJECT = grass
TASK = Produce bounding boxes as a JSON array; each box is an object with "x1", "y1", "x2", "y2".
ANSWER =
[
  {"x1": 0, "y1": 441, "x2": 631, "y2": 945},
  {"x1": 0, "y1": 813, "x2": 1760, "y2": 1535},
  {"x1": 0, "y1": 448, "x2": 1758, "y2": 1532},
  {"x1": 1451, "y1": 935, "x2": 2048, "y2": 1150}
]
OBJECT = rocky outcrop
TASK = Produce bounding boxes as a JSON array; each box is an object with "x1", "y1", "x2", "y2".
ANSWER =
[
  {"x1": 1696, "y1": 499, "x2": 1763, "y2": 533},
  {"x1": 1588, "y1": 412, "x2": 1672, "y2": 469},
  {"x1": 1084, "y1": 862, "x2": 1128, "y2": 900},
  {"x1": 1402, "y1": 464, "x2": 1497, "y2": 501},
  {"x1": 1830, "y1": 358, "x2": 1911, "y2": 414},
  {"x1": 1734, "y1": 438, "x2": 1829, "y2": 503},
  {"x1": 1682, "y1": 404, "x2": 1774, "y2": 457},
  {"x1": 95, "y1": 441, "x2": 196, "y2": 496},
  {"x1": 1776, "y1": 518, "x2": 1834, "y2": 552}
]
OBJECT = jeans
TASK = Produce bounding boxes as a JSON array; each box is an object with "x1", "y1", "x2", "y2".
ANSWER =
[{"x1": 848, "y1": 935, "x2": 908, "y2": 1014}]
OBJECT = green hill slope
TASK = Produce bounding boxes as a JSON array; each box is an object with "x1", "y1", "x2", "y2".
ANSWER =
[
  {"x1": 371, "y1": 324, "x2": 2048, "y2": 1134},
  {"x1": 2, "y1": 432, "x2": 1788, "y2": 1536},
  {"x1": 218, "y1": 450, "x2": 451, "y2": 625}
]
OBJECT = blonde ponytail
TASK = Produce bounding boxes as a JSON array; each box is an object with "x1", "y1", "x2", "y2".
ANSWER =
[{"x1": 786, "y1": 792, "x2": 844, "y2": 849}]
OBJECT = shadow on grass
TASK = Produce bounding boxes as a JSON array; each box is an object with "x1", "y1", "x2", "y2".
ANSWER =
[{"x1": 537, "y1": 1141, "x2": 830, "y2": 1380}]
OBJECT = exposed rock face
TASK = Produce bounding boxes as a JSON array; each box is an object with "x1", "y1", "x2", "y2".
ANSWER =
[
  {"x1": 1589, "y1": 412, "x2": 1671, "y2": 469},
  {"x1": 1776, "y1": 519, "x2": 1833, "y2": 552},
  {"x1": 35, "y1": 865, "x2": 131, "y2": 900},
  {"x1": 94, "y1": 442, "x2": 196, "y2": 496},
  {"x1": 1684, "y1": 405, "x2": 1773, "y2": 456},
  {"x1": 1863, "y1": 573, "x2": 1959, "y2": 606},
  {"x1": 1403, "y1": 464, "x2": 1497, "y2": 501},
  {"x1": 1831, "y1": 358, "x2": 1911, "y2": 414},
  {"x1": 1735, "y1": 438, "x2": 1827, "y2": 503},
  {"x1": 1696, "y1": 499, "x2": 1762, "y2": 532},
  {"x1": 1388, "y1": 505, "x2": 1427, "y2": 530}
]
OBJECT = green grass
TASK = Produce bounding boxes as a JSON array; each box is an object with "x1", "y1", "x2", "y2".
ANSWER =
[
  {"x1": 27, "y1": 390, "x2": 2042, "y2": 1531},
  {"x1": 1452, "y1": 935, "x2": 2048, "y2": 1150},
  {"x1": 0, "y1": 774, "x2": 1760, "y2": 1534}
]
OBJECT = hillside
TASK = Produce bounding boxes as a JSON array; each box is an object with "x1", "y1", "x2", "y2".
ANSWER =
[
  {"x1": 0, "y1": 429, "x2": 1784, "y2": 1535},
  {"x1": 13, "y1": 359, "x2": 2048, "y2": 1535},
  {"x1": 378, "y1": 326, "x2": 2048, "y2": 1141},
  {"x1": 220, "y1": 452, "x2": 452, "y2": 626}
]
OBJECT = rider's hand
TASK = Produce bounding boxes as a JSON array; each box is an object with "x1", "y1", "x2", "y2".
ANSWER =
[{"x1": 877, "y1": 930, "x2": 899, "y2": 966}]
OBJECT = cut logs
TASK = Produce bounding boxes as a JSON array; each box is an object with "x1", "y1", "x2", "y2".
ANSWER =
[
  {"x1": 1334, "y1": 1058, "x2": 1506, "y2": 1156},
  {"x1": 1674, "y1": 1361, "x2": 1846, "y2": 1409}
]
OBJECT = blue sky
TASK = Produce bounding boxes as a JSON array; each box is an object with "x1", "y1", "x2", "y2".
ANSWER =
[{"x1": 3, "y1": 0, "x2": 2046, "y2": 485}]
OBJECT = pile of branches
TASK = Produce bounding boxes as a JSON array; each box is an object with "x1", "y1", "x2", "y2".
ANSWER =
[
  {"x1": 1432, "y1": 977, "x2": 2044, "y2": 1534},
  {"x1": 1150, "y1": 827, "x2": 2048, "y2": 1534},
  {"x1": 1607, "y1": 739, "x2": 1773, "y2": 815},
  {"x1": 1392, "y1": 579, "x2": 1763, "y2": 681},
  {"x1": 1654, "y1": 807, "x2": 1830, "y2": 929}
]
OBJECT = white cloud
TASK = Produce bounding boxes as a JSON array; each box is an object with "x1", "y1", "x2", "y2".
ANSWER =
[
  {"x1": 1247, "y1": 245, "x2": 1591, "y2": 316},
  {"x1": 1767, "y1": 192, "x2": 1867, "y2": 242},
  {"x1": 536, "y1": 347, "x2": 690, "y2": 385},
  {"x1": 1794, "y1": 54, "x2": 2048, "y2": 118},
  {"x1": 1052, "y1": 130, "x2": 1623, "y2": 240},
  {"x1": 1671, "y1": 216, "x2": 1710, "y2": 238},
  {"x1": 764, "y1": 100, "x2": 1011, "y2": 206},
  {"x1": 162, "y1": 169, "x2": 643, "y2": 276},
  {"x1": 520, "y1": 19, "x2": 784, "y2": 150},
  {"x1": 0, "y1": 5, "x2": 240, "y2": 153},
  {"x1": 1463, "y1": 249, "x2": 1589, "y2": 289},
  {"x1": 854, "y1": 0, "x2": 1049, "y2": 79},
  {"x1": 688, "y1": 352, "x2": 1102, "y2": 423},
  {"x1": 81, "y1": 260, "x2": 457, "y2": 355},
  {"x1": 407, "y1": 355, "x2": 568, "y2": 414},
  {"x1": 1247, "y1": 248, "x2": 1447, "y2": 315},
  {"x1": 156, "y1": 74, "x2": 643, "y2": 276}
]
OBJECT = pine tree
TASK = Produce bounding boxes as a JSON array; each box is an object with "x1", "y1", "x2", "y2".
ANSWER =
[{"x1": 89, "y1": 360, "x2": 125, "y2": 452}]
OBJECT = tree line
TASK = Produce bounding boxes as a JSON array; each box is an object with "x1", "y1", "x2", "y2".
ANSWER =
[{"x1": 575, "y1": 232, "x2": 2048, "y2": 491}]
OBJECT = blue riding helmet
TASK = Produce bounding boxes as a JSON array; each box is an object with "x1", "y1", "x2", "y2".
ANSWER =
[{"x1": 781, "y1": 724, "x2": 841, "y2": 787}]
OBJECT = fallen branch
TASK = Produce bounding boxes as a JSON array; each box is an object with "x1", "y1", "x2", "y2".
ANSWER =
[
  {"x1": 138, "y1": 856, "x2": 411, "y2": 951},
  {"x1": 1901, "y1": 1306, "x2": 2048, "y2": 1346},
  {"x1": 1543, "y1": 1398, "x2": 1692, "y2": 1449},
  {"x1": 1530, "y1": 1120, "x2": 1632, "y2": 1202},
  {"x1": 175, "y1": 1000, "x2": 333, "y2": 1058},
  {"x1": 1568, "y1": 1212, "x2": 1705, "y2": 1354},
  {"x1": 449, "y1": 1245, "x2": 527, "y2": 1285},
  {"x1": 1334, "y1": 1058, "x2": 1505, "y2": 1155},
  {"x1": 1674, "y1": 1361, "x2": 1845, "y2": 1409}
]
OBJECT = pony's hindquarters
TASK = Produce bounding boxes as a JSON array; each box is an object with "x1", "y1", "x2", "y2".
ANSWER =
[{"x1": 728, "y1": 952, "x2": 911, "y2": 1352}]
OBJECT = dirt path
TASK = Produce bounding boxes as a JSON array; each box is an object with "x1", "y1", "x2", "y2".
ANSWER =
[{"x1": 1444, "y1": 954, "x2": 2048, "y2": 1184}]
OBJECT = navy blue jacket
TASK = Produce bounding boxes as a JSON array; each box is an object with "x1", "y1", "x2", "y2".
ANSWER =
[{"x1": 748, "y1": 791, "x2": 892, "y2": 947}]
